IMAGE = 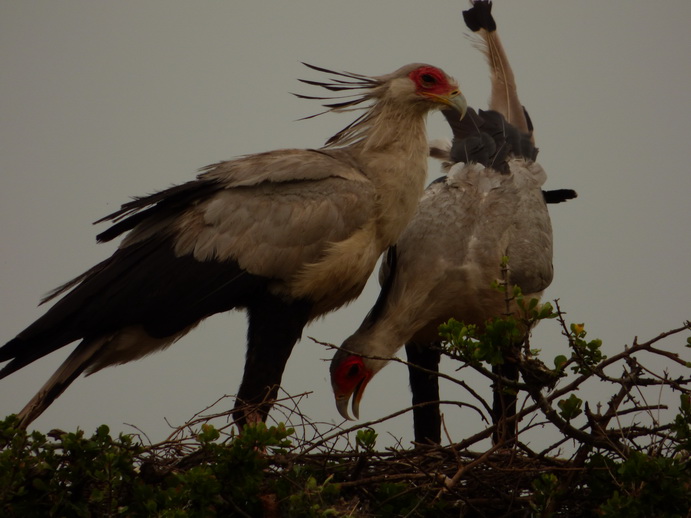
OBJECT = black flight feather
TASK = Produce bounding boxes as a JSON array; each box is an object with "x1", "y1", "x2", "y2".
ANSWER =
[{"x1": 463, "y1": 0, "x2": 497, "y2": 33}]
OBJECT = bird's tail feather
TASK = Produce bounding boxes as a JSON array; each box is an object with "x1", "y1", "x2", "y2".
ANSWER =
[{"x1": 15, "y1": 338, "x2": 104, "y2": 429}]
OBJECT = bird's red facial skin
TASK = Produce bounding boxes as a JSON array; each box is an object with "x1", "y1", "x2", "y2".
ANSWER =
[
  {"x1": 332, "y1": 354, "x2": 374, "y2": 420},
  {"x1": 408, "y1": 66, "x2": 455, "y2": 96},
  {"x1": 332, "y1": 355, "x2": 370, "y2": 396}
]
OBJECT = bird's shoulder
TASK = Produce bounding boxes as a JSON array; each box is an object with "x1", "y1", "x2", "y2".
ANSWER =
[
  {"x1": 169, "y1": 149, "x2": 377, "y2": 279},
  {"x1": 199, "y1": 148, "x2": 370, "y2": 187},
  {"x1": 94, "y1": 147, "x2": 379, "y2": 282}
]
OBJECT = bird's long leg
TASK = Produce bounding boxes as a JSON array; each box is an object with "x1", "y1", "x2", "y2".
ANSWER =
[
  {"x1": 233, "y1": 295, "x2": 312, "y2": 429},
  {"x1": 491, "y1": 351, "x2": 520, "y2": 445},
  {"x1": 405, "y1": 341, "x2": 442, "y2": 444}
]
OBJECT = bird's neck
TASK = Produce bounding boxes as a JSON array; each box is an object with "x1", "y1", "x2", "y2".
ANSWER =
[
  {"x1": 349, "y1": 101, "x2": 430, "y2": 156},
  {"x1": 349, "y1": 105, "x2": 431, "y2": 247},
  {"x1": 341, "y1": 313, "x2": 413, "y2": 376}
]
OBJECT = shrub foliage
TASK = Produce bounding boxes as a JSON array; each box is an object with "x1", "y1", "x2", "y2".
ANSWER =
[{"x1": 1, "y1": 301, "x2": 689, "y2": 517}]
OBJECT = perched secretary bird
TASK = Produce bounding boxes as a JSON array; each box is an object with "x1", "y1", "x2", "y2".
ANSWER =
[
  {"x1": 0, "y1": 62, "x2": 467, "y2": 429},
  {"x1": 330, "y1": 1, "x2": 576, "y2": 444}
]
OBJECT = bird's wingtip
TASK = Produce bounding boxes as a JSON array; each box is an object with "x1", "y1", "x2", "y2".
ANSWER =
[{"x1": 462, "y1": 0, "x2": 497, "y2": 33}]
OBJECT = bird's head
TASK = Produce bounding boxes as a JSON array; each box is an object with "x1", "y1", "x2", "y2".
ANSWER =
[
  {"x1": 330, "y1": 353, "x2": 373, "y2": 421},
  {"x1": 404, "y1": 64, "x2": 468, "y2": 116},
  {"x1": 299, "y1": 62, "x2": 466, "y2": 116},
  {"x1": 297, "y1": 63, "x2": 467, "y2": 147},
  {"x1": 330, "y1": 337, "x2": 391, "y2": 421}
]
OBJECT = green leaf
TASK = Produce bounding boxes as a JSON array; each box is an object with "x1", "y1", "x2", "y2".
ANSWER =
[
  {"x1": 558, "y1": 394, "x2": 583, "y2": 421},
  {"x1": 680, "y1": 393, "x2": 691, "y2": 413},
  {"x1": 198, "y1": 423, "x2": 220, "y2": 444},
  {"x1": 528, "y1": 297, "x2": 539, "y2": 311},
  {"x1": 554, "y1": 355, "x2": 568, "y2": 370},
  {"x1": 356, "y1": 428, "x2": 378, "y2": 452}
]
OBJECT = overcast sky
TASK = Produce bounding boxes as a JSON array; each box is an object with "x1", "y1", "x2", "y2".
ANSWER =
[{"x1": 1, "y1": 1, "x2": 689, "y2": 448}]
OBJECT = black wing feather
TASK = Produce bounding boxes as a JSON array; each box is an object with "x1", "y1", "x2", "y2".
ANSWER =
[
  {"x1": 0, "y1": 236, "x2": 268, "y2": 377},
  {"x1": 443, "y1": 108, "x2": 537, "y2": 174},
  {"x1": 95, "y1": 179, "x2": 223, "y2": 243},
  {"x1": 463, "y1": 0, "x2": 497, "y2": 33},
  {"x1": 543, "y1": 189, "x2": 578, "y2": 204}
]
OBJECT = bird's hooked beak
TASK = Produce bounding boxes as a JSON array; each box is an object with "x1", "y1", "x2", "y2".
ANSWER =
[
  {"x1": 423, "y1": 89, "x2": 468, "y2": 119},
  {"x1": 331, "y1": 355, "x2": 374, "y2": 421},
  {"x1": 334, "y1": 374, "x2": 370, "y2": 420}
]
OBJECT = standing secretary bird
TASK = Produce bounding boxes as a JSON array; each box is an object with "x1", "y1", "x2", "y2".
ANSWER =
[
  {"x1": 0, "y1": 63, "x2": 467, "y2": 429},
  {"x1": 331, "y1": 1, "x2": 576, "y2": 444}
]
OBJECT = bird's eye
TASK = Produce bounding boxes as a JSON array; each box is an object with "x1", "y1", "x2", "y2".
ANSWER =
[
  {"x1": 420, "y1": 73, "x2": 436, "y2": 85},
  {"x1": 346, "y1": 364, "x2": 361, "y2": 379}
]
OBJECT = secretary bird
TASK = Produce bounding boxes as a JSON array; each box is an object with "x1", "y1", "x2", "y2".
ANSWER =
[
  {"x1": 0, "y1": 62, "x2": 467, "y2": 429},
  {"x1": 330, "y1": 1, "x2": 576, "y2": 444}
]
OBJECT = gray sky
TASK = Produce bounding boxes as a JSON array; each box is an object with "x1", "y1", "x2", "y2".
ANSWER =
[{"x1": 1, "y1": 1, "x2": 690, "y2": 448}]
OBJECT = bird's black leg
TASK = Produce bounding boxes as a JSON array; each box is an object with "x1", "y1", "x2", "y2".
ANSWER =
[
  {"x1": 491, "y1": 357, "x2": 519, "y2": 445},
  {"x1": 233, "y1": 294, "x2": 312, "y2": 429},
  {"x1": 405, "y1": 341, "x2": 442, "y2": 444}
]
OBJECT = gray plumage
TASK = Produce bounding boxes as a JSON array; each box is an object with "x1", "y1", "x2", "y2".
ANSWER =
[{"x1": 330, "y1": 0, "x2": 575, "y2": 443}]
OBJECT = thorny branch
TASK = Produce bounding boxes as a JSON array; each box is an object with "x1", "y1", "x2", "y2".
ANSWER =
[{"x1": 127, "y1": 313, "x2": 689, "y2": 516}]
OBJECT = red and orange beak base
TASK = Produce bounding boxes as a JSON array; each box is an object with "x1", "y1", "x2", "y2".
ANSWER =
[{"x1": 331, "y1": 355, "x2": 373, "y2": 420}]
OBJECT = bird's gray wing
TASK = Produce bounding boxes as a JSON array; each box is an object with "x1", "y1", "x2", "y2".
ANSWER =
[
  {"x1": 200, "y1": 148, "x2": 367, "y2": 187},
  {"x1": 3, "y1": 148, "x2": 376, "y2": 375},
  {"x1": 48, "y1": 148, "x2": 374, "y2": 304},
  {"x1": 95, "y1": 148, "x2": 376, "y2": 282},
  {"x1": 169, "y1": 149, "x2": 376, "y2": 280}
]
